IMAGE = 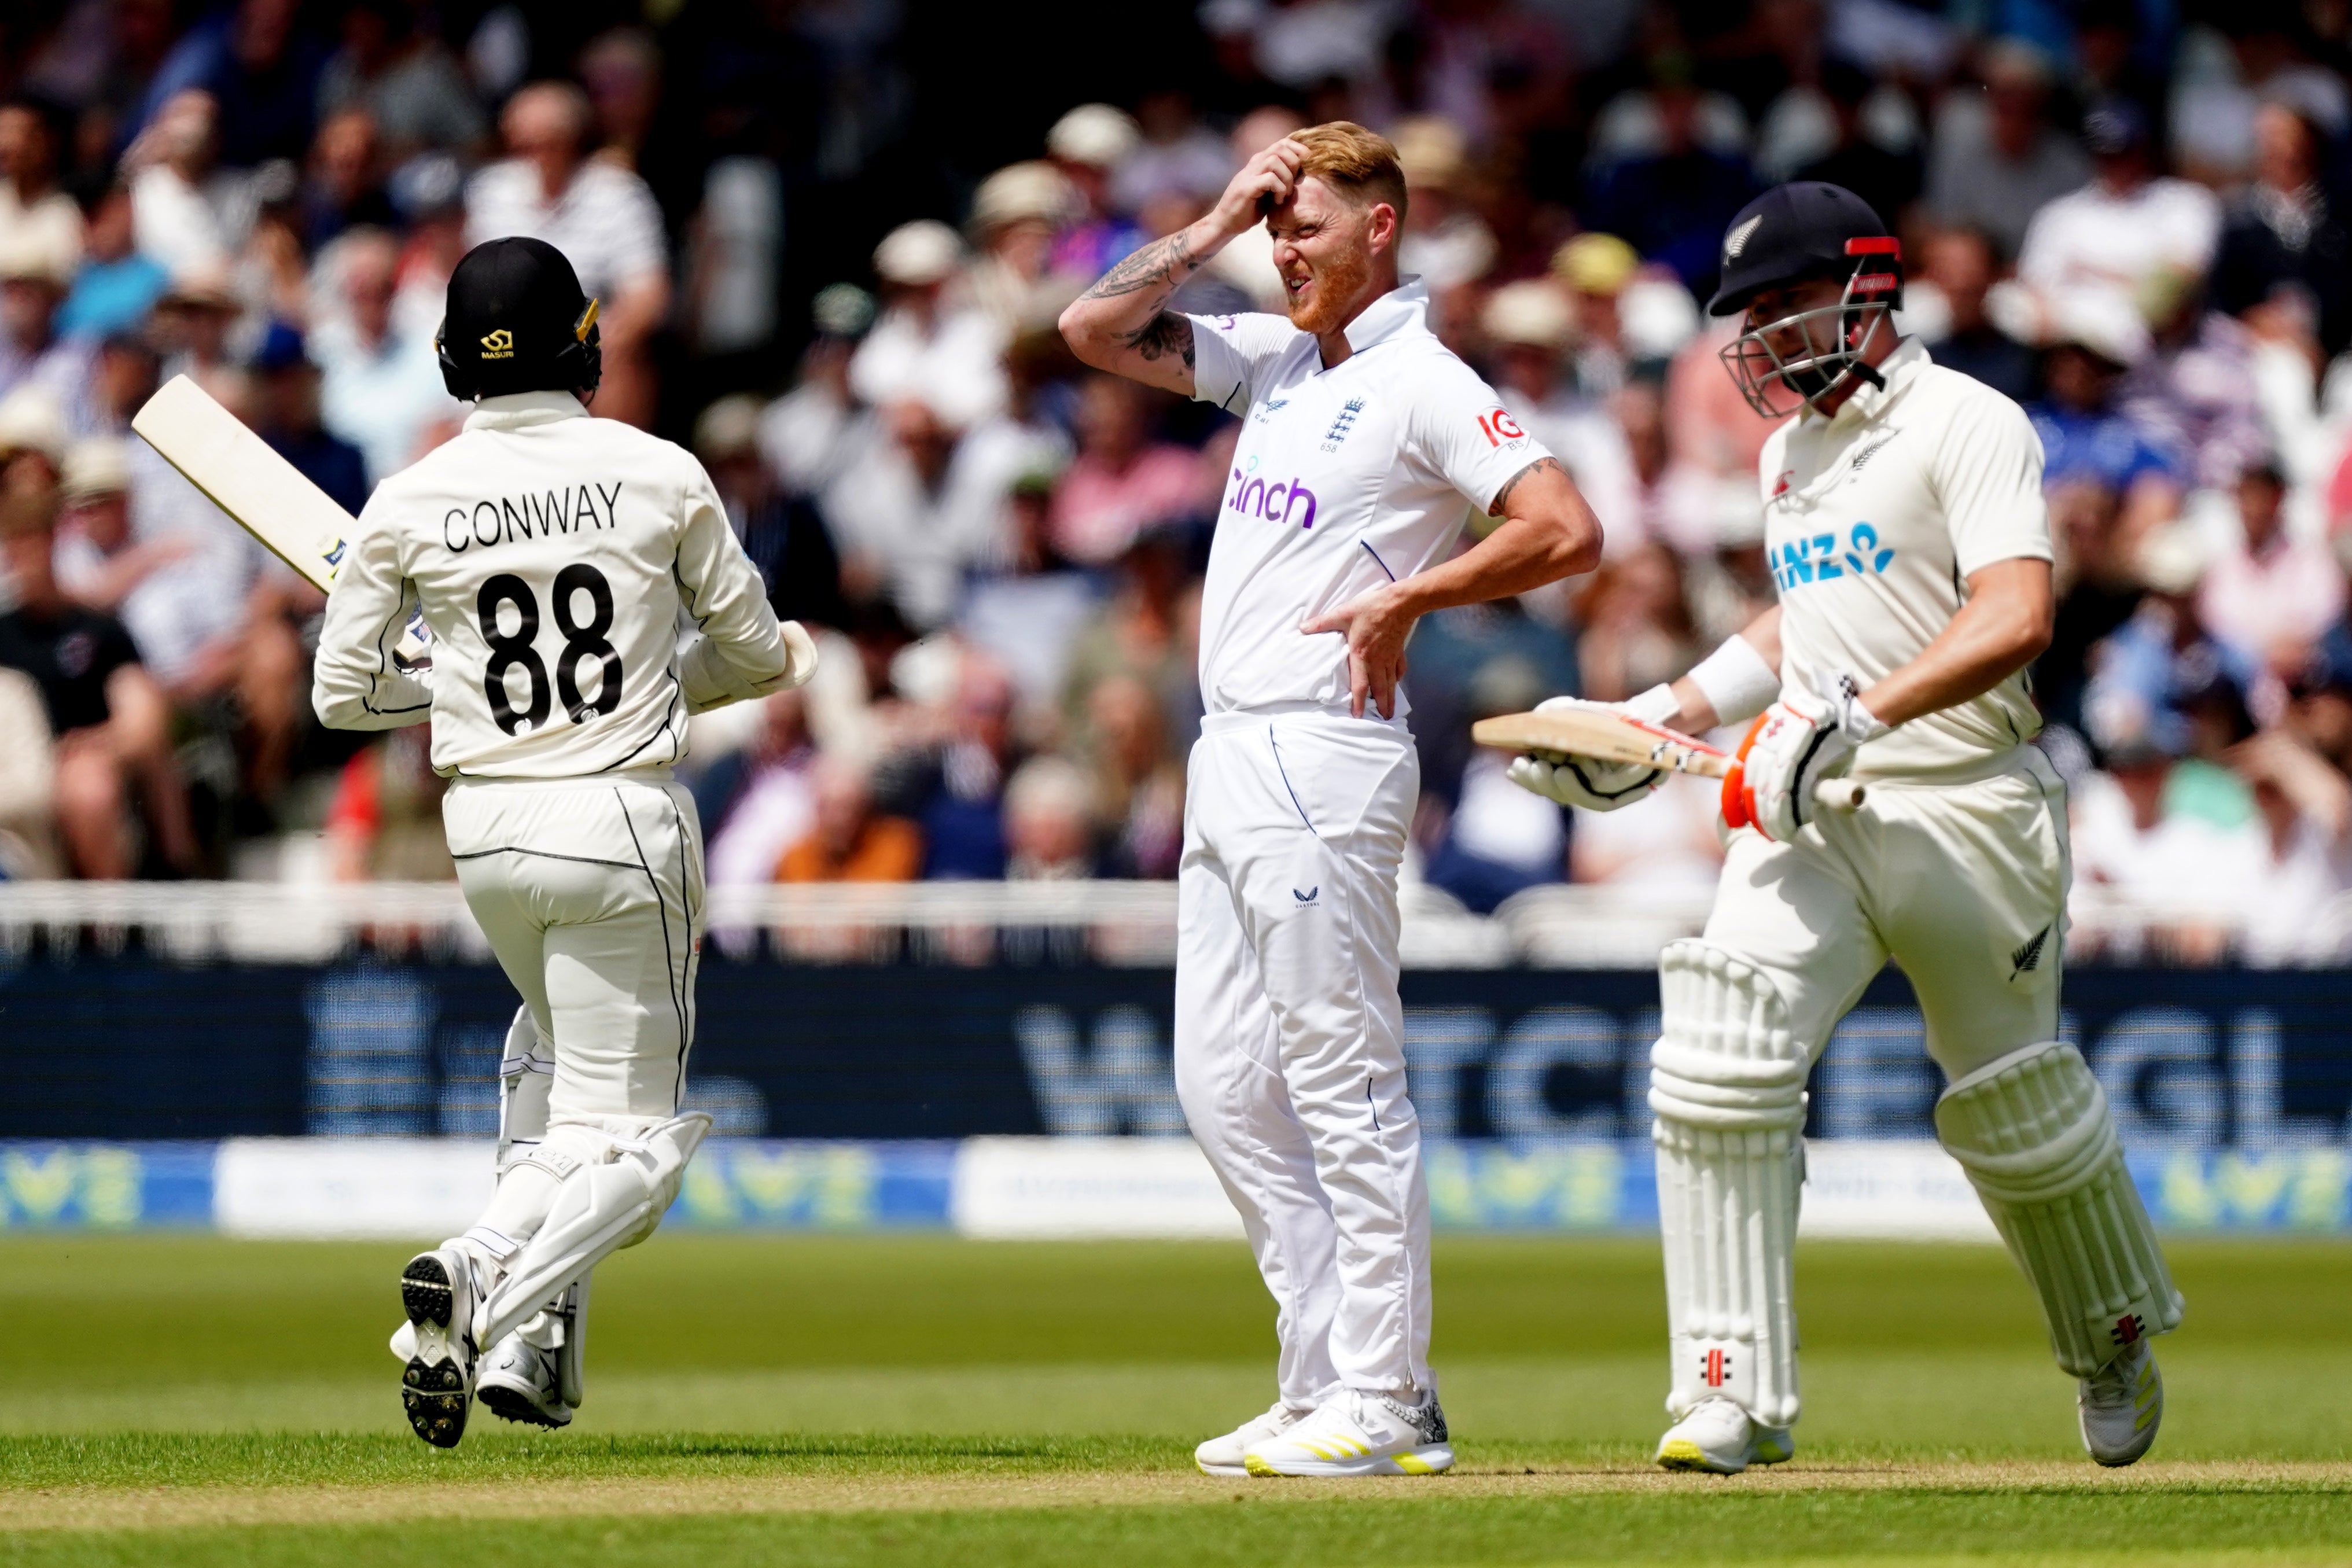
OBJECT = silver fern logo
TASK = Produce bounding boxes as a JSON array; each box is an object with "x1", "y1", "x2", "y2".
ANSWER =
[{"x1": 1725, "y1": 215, "x2": 1763, "y2": 259}]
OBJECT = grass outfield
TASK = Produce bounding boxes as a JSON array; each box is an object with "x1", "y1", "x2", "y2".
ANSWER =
[{"x1": 1, "y1": 1234, "x2": 2347, "y2": 1564}]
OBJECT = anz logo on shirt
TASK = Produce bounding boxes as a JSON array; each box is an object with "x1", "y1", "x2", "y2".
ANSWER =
[{"x1": 1771, "y1": 522, "x2": 1896, "y2": 592}]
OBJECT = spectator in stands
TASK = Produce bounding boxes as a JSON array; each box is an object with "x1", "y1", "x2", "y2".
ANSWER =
[
  {"x1": 1582, "y1": 69, "x2": 1758, "y2": 295},
  {"x1": 123, "y1": 89, "x2": 238, "y2": 278},
  {"x1": 54, "y1": 435, "x2": 188, "y2": 628},
  {"x1": 1425, "y1": 657, "x2": 1569, "y2": 914},
  {"x1": 135, "y1": 0, "x2": 330, "y2": 168},
  {"x1": 1483, "y1": 279, "x2": 1637, "y2": 551},
  {"x1": 761, "y1": 283, "x2": 878, "y2": 502},
  {"x1": 0, "y1": 98, "x2": 86, "y2": 275},
  {"x1": 1913, "y1": 226, "x2": 2033, "y2": 403},
  {"x1": 1551, "y1": 232, "x2": 1641, "y2": 400},
  {"x1": 1792, "y1": 58, "x2": 1922, "y2": 227},
  {"x1": 249, "y1": 323, "x2": 366, "y2": 515},
  {"x1": 1571, "y1": 539, "x2": 1702, "y2": 702},
  {"x1": 2228, "y1": 728, "x2": 2352, "y2": 964},
  {"x1": 1083, "y1": 672, "x2": 1183, "y2": 879},
  {"x1": 0, "y1": 450, "x2": 197, "y2": 878},
  {"x1": 299, "y1": 107, "x2": 395, "y2": 251},
  {"x1": 2213, "y1": 101, "x2": 2351, "y2": 360},
  {"x1": 323, "y1": 724, "x2": 449, "y2": 880},
  {"x1": 819, "y1": 394, "x2": 1000, "y2": 632},
  {"x1": 1002, "y1": 754, "x2": 1099, "y2": 880},
  {"x1": 702, "y1": 689, "x2": 820, "y2": 889},
  {"x1": 2039, "y1": 477, "x2": 2146, "y2": 739},
  {"x1": 311, "y1": 227, "x2": 456, "y2": 485},
  {"x1": 0, "y1": 235, "x2": 97, "y2": 437},
  {"x1": 1049, "y1": 374, "x2": 1198, "y2": 568},
  {"x1": 1061, "y1": 527, "x2": 1200, "y2": 760},
  {"x1": 1393, "y1": 116, "x2": 1497, "y2": 297},
  {"x1": 966, "y1": 161, "x2": 1081, "y2": 337},
  {"x1": 850, "y1": 220, "x2": 1006, "y2": 429},
  {"x1": 2198, "y1": 458, "x2": 2343, "y2": 675},
  {"x1": 2122, "y1": 273, "x2": 2268, "y2": 498},
  {"x1": 778, "y1": 753, "x2": 921, "y2": 882},
  {"x1": 1924, "y1": 41, "x2": 2090, "y2": 257},
  {"x1": 1113, "y1": 90, "x2": 1231, "y2": 218},
  {"x1": 54, "y1": 186, "x2": 165, "y2": 341},
  {"x1": 316, "y1": 0, "x2": 488, "y2": 163},
  {"x1": 1045, "y1": 105, "x2": 1147, "y2": 279},
  {"x1": 465, "y1": 82, "x2": 668, "y2": 428},
  {"x1": 2019, "y1": 102, "x2": 2220, "y2": 305},
  {"x1": 2025, "y1": 293, "x2": 2181, "y2": 547},
  {"x1": 881, "y1": 652, "x2": 1018, "y2": 881}
]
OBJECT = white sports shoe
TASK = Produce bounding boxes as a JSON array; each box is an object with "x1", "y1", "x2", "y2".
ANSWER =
[
  {"x1": 2079, "y1": 1339, "x2": 2162, "y2": 1466},
  {"x1": 397, "y1": 1246, "x2": 482, "y2": 1448},
  {"x1": 1195, "y1": 1401, "x2": 1311, "y2": 1477},
  {"x1": 1242, "y1": 1387, "x2": 1453, "y2": 1477},
  {"x1": 1655, "y1": 1397, "x2": 1795, "y2": 1474},
  {"x1": 476, "y1": 1326, "x2": 573, "y2": 1429}
]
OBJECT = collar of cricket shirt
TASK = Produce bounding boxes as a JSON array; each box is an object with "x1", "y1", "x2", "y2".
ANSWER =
[
  {"x1": 464, "y1": 390, "x2": 590, "y2": 431},
  {"x1": 1822, "y1": 334, "x2": 1927, "y2": 430},
  {"x1": 1338, "y1": 275, "x2": 1431, "y2": 359}
]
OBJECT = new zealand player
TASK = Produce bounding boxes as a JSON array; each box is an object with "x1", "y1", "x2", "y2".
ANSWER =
[
  {"x1": 1513, "y1": 183, "x2": 2180, "y2": 1471},
  {"x1": 313, "y1": 237, "x2": 817, "y2": 1446}
]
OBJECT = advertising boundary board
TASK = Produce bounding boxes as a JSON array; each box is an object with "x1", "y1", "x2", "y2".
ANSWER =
[{"x1": 1, "y1": 1137, "x2": 2346, "y2": 1239}]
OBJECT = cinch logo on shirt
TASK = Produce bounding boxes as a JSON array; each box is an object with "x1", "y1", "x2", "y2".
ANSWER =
[
  {"x1": 1771, "y1": 522, "x2": 1896, "y2": 592},
  {"x1": 1227, "y1": 465, "x2": 1319, "y2": 529}
]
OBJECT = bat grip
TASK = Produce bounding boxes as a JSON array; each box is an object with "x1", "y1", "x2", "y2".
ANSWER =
[{"x1": 1812, "y1": 778, "x2": 1867, "y2": 813}]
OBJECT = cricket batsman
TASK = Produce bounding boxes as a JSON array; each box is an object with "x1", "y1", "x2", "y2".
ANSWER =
[
  {"x1": 1061, "y1": 123, "x2": 1602, "y2": 1477},
  {"x1": 312, "y1": 236, "x2": 816, "y2": 1446},
  {"x1": 1512, "y1": 183, "x2": 2181, "y2": 1471}
]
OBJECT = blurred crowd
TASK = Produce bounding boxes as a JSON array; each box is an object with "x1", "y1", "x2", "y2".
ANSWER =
[{"x1": 3, "y1": 0, "x2": 2352, "y2": 960}]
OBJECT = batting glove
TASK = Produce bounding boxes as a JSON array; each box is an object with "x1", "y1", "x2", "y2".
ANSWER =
[
  {"x1": 1724, "y1": 673, "x2": 1887, "y2": 841},
  {"x1": 1506, "y1": 690, "x2": 1673, "y2": 813}
]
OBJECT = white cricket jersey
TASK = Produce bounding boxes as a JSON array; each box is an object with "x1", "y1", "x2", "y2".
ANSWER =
[
  {"x1": 1187, "y1": 279, "x2": 1553, "y2": 719},
  {"x1": 313, "y1": 391, "x2": 789, "y2": 778},
  {"x1": 1758, "y1": 338, "x2": 2052, "y2": 779}
]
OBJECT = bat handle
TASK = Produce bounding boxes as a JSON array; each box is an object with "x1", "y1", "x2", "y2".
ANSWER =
[{"x1": 1812, "y1": 778, "x2": 1866, "y2": 813}]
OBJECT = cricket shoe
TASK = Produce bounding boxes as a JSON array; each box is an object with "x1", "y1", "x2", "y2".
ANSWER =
[
  {"x1": 2078, "y1": 1339, "x2": 2162, "y2": 1467},
  {"x1": 1655, "y1": 1398, "x2": 1795, "y2": 1474},
  {"x1": 476, "y1": 1324, "x2": 573, "y2": 1429},
  {"x1": 1195, "y1": 1400, "x2": 1311, "y2": 1477},
  {"x1": 397, "y1": 1246, "x2": 481, "y2": 1448},
  {"x1": 1242, "y1": 1387, "x2": 1452, "y2": 1477}
]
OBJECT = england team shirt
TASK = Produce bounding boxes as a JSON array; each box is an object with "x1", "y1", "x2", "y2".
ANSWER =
[
  {"x1": 1187, "y1": 279, "x2": 1552, "y2": 719},
  {"x1": 1758, "y1": 337, "x2": 2053, "y2": 779}
]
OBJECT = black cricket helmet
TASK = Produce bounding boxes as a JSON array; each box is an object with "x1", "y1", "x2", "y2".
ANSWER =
[
  {"x1": 436, "y1": 236, "x2": 601, "y2": 401},
  {"x1": 1707, "y1": 182, "x2": 1902, "y2": 418}
]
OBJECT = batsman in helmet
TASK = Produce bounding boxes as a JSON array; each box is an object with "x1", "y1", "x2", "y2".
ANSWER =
[
  {"x1": 312, "y1": 236, "x2": 819, "y2": 1445},
  {"x1": 1512, "y1": 183, "x2": 2181, "y2": 1471}
]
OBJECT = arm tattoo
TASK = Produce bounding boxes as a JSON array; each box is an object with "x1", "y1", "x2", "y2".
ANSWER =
[
  {"x1": 1490, "y1": 456, "x2": 1567, "y2": 517},
  {"x1": 1118, "y1": 311, "x2": 1194, "y2": 369},
  {"x1": 1080, "y1": 230, "x2": 1198, "y2": 301}
]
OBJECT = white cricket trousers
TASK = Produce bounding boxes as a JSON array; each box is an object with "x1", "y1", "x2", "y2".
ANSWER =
[
  {"x1": 1705, "y1": 744, "x2": 2071, "y2": 1078},
  {"x1": 445, "y1": 772, "x2": 705, "y2": 1128},
  {"x1": 1174, "y1": 709, "x2": 1429, "y2": 1405}
]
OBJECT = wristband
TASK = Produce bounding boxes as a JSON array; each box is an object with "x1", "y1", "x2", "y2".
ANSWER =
[
  {"x1": 1623, "y1": 683, "x2": 1681, "y2": 725},
  {"x1": 1685, "y1": 635, "x2": 1780, "y2": 728}
]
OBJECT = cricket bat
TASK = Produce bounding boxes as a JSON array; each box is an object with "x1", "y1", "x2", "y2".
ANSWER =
[
  {"x1": 131, "y1": 374, "x2": 353, "y2": 594},
  {"x1": 131, "y1": 374, "x2": 430, "y2": 668},
  {"x1": 1473, "y1": 706, "x2": 1865, "y2": 812}
]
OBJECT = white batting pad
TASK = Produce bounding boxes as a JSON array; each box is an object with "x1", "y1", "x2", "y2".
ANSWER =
[
  {"x1": 496, "y1": 1005, "x2": 553, "y2": 1175},
  {"x1": 476, "y1": 1113, "x2": 710, "y2": 1351},
  {"x1": 1650, "y1": 940, "x2": 1808, "y2": 1427},
  {"x1": 1935, "y1": 1040, "x2": 2182, "y2": 1376}
]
